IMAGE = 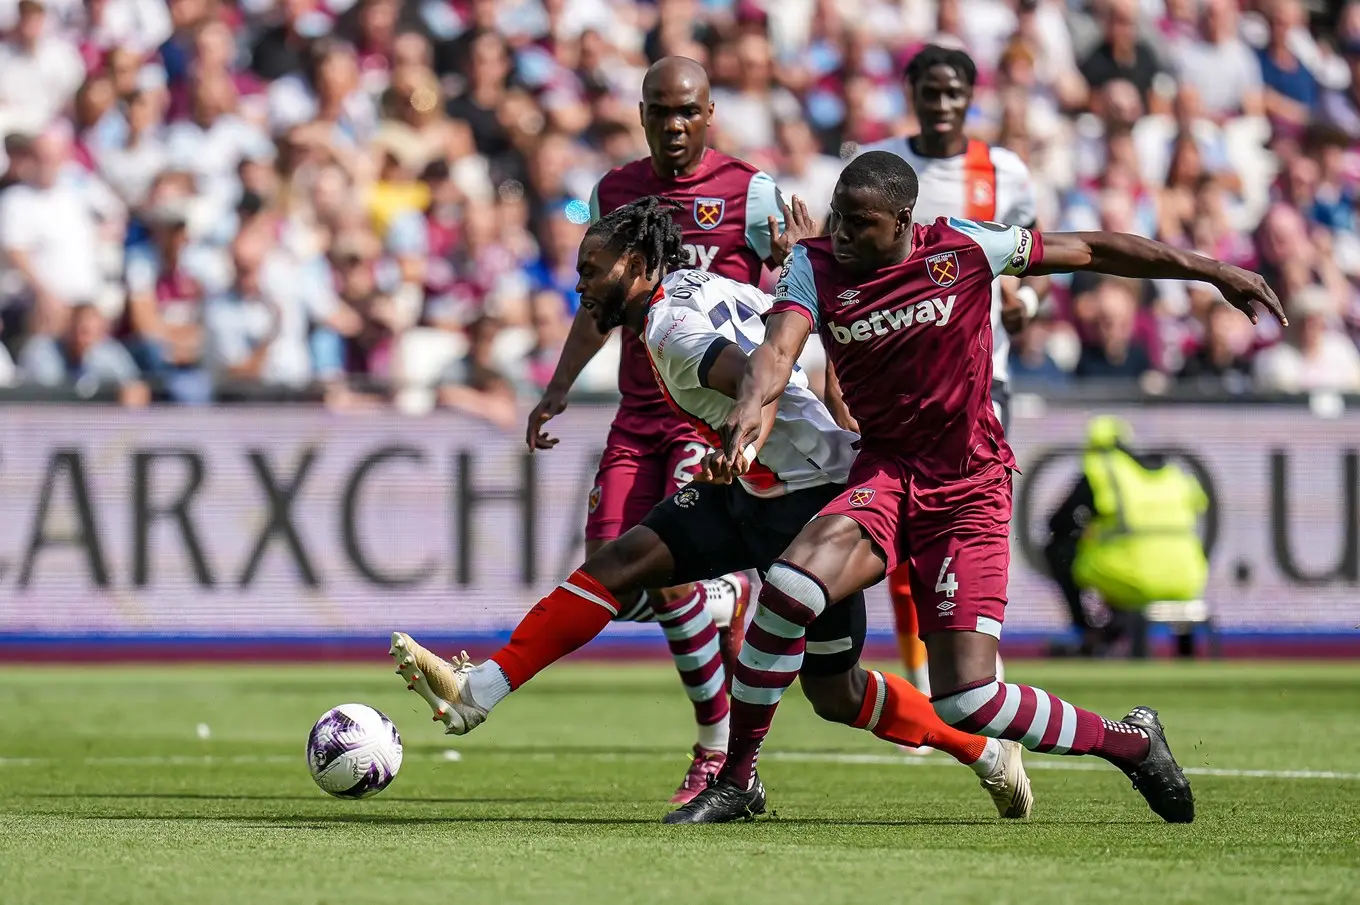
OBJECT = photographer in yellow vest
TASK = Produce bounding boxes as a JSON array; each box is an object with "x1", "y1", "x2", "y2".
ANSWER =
[{"x1": 1043, "y1": 416, "x2": 1208, "y2": 658}]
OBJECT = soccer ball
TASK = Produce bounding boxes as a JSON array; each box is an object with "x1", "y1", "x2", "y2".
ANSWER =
[{"x1": 306, "y1": 703, "x2": 403, "y2": 799}]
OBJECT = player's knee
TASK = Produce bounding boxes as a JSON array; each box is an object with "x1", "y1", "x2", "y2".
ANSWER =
[
  {"x1": 931, "y1": 679, "x2": 1002, "y2": 732},
  {"x1": 800, "y1": 672, "x2": 861, "y2": 725},
  {"x1": 760, "y1": 561, "x2": 829, "y2": 628}
]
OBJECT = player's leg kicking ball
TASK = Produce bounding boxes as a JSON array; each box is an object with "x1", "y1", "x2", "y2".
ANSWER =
[
  {"x1": 390, "y1": 634, "x2": 487, "y2": 735},
  {"x1": 390, "y1": 521, "x2": 1030, "y2": 819}
]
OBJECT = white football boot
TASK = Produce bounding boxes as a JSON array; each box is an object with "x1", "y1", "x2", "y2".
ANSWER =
[
  {"x1": 978, "y1": 739, "x2": 1033, "y2": 819},
  {"x1": 389, "y1": 632, "x2": 488, "y2": 735}
]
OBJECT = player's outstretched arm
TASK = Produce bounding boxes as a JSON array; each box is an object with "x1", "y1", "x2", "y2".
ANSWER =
[
  {"x1": 1034, "y1": 231, "x2": 1287, "y2": 327},
  {"x1": 722, "y1": 310, "x2": 811, "y2": 467},
  {"x1": 525, "y1": 308, "x2": 611, "y2": 451}
]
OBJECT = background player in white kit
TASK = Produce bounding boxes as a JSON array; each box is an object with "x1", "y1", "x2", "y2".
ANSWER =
[{"x1": 850, "y1": 44, "x2": 1043, "y2": 697}]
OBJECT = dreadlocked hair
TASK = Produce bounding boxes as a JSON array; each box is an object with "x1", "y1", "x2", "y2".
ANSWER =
[{"x1": 585, "y1": 195, "x2": 687, "y2": 278}]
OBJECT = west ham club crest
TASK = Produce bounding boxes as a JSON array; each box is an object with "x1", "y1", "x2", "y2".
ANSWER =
[
  {"x1": 693, "y1": 197, "x2": 725, "y2": 230},
  {"x1": 926, "y1": 251, "x2": 959, "y2": 288},
  {"x1": 848, "y1": 487, "x2": 876, "y2": 508}
]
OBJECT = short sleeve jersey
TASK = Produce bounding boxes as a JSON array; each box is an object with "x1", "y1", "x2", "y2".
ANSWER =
[
  {"x1": 769, "y1": 218, "x2": 1043, "y2": 482},
  {"x1": 590, "y1": 150, "x2": 785, "y2": 441},
  {"x1": 643, "y1": 269, "x2": 859, "y2": 498},
  {"x1": 853, "y1": 138, "x2": 1038, "y2": 384}
]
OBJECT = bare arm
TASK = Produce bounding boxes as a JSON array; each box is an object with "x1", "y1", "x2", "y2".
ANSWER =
[
  {"x1": 822, "y1": 357, "x2": 858, "y2": 433},
  {"x1": 1034, "y1": 231, "x2": 1286, "y2": 326},
  {"x1": 525, "y1": 306, "x2": 610, "y2": 450},
  {"x1": 689, "y1": 342, "x2": 785, "y2": 484},
  {"x1": 721, "y1": 310, "x2": 812, "y2": 464},
  {"x1": 5, "y1": 248, "x2": 68, "y2": 336}
]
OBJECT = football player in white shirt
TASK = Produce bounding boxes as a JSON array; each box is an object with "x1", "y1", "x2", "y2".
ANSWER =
[
  {"x1": 390, "y1": 197, "x2": 1032, "y2": 821},
  {"x1": 851, "y1": 45, "x2": 1044, "y2": 697}
]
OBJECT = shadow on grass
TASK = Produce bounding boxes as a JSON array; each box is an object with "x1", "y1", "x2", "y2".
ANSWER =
[
  {"x1": 19, "y1": 809, "x2": 1152, "y2": 829},
  {"x1": 26, "y1": 792, "x2": 606, "y2": 805}
]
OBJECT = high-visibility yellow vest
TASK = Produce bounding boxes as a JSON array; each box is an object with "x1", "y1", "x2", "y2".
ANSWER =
[{"x1": 1072, "y1": 447, "x2": 1209, "y2": 609}]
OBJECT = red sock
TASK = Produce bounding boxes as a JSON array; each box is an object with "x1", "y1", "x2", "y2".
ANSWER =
[
  {"x1": 853, "y1": 670, "x2": 987, "y2": 765},
  {"x1": 888, "y1": 566, "x2": 928, "y2": 678},
  {"x1": 489, "y1": 569, "x2": 618, "y2": 689}
]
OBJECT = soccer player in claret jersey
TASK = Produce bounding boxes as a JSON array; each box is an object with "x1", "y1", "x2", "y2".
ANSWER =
[
  {"x1": 521, "y1": 57, "x2": 790, "y2": 803},
  {"x1": 854, "y1": 45, "x2": 1044, "y2": 698},
  {"x1": 667, "y1": 151, "x2": 1286, "y2": 825},
  {"x1": 391, "y1": 196, "x2": 1033, "y2": 820}
]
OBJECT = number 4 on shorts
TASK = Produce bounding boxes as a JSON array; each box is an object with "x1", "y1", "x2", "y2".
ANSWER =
[{"x1": 935, "y1": 557, "x2": 958, "y2": 598}]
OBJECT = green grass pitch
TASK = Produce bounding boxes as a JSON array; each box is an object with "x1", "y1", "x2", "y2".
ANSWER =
[{"x1": 1, "y1": 661, "x2": 1358, "y2": 905}]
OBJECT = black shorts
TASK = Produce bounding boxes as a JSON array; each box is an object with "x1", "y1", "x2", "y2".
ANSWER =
[{"x1": 641, "y1": 480, "x2": 865, "y2": 675}]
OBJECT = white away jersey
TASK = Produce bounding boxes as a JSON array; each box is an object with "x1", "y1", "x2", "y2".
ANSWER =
[
  {"x1": 853, "y1": 138, "x2": 1037, "y2": 384},
  {"x1": 644, "y1": 269, "x2": 859, "y2": 498}
]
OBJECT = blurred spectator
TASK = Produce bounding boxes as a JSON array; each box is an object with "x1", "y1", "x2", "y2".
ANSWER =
[
  {"x1": 1255, "y1": 0, "x2": 1321, "y2": 133},
  {"x1": 526, "y1": 202, "x2": 583, "y2": 315},
  {"x1": 204, "y1": 224, "x2": 357, "y2": 391},
  {"x1": 437, "y1": 313, "x2": 517, "y2": 428},
  {"x1": 1320, "y1": 38, "x2": 1360, "y2": 137},
  {"x1": 1011, "y1": 318, "x2": 1073, "y2": 387},
  {"x1": 1254, "y1": 287, "x2": 1360, "y2": 393},
  {"x1": 333, "y1": 229, "x2": 407, "y2": 385},
  {"x1": 251, "y1": 0, "x2": 333, "y2": 82},
  {"x1": 268, "y1": 37, "x2": 378, "y2": 149},
  {"x1": 1075, "y1": 278, "x2": 1153, "y2": 380},
  {"x1": 712, "y1": 32, "x2": 799, "y2": 157},
  {"x1": 18, "y1": 301, "x2": 148, "y2": 404},
  {"x1": 1173, "y1": 0, "x2": 1265, "y2": 121},
  {"x1": 123, "y1": 198, "x2": 214, "y2": 402},
  {"x1": 444, "y1": 31, "x2": 516, "y2": 166},
  {"x1": 772, "y1": 116, "x2": 841, "y2": 222},
  {"x1": 96, "y1": 89, "x2": 169, "y2": 207},
  {"x1": 1079, "y1": 0, "x2": 1168, "y2": 111},
  {"x1": 0, "y1": 128, "x2": 103, "y2": 342},
  {"x1": 0, "y1": 0, "x2": 85, "y2": 130},
  {"x1": 0, "y1": 0, "x2": 1350, "y2": 414},
  {"x1": 520, "y1": 287, "x2": 570, "y2": 391},
  {"x1": 74, "y1": 0, "x2": 173, "y2": 65},
  {"x1": 1178, "y1": 298, "x2": 1255, "y2": 390},
  {"x1": 165, "y1": 71, "x2": 275, "y2": 224}
]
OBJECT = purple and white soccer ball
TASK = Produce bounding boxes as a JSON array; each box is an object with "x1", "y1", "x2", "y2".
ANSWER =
[{"x1": 306, "y1": 704, "x2": 403, "y2": 799}]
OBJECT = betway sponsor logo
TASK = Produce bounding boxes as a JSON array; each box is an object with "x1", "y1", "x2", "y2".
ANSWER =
[
  {"x1": 827, "y1": 296, "x2": 955, "y2": 344},
  {"x1": 682, "y1": 243, "x2": 719, "y2": 271}
]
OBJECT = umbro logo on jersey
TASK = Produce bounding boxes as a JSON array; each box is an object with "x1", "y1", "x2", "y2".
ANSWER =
[
  {"x1": 937, "y1": 600, "x2": 956, "y2": 614},
  {"x1": 827, "y1": 296, "x2": 956, "y2": 344},
  {"x1": 837, "y1": 289, "x2": 860, "y2": 306}
]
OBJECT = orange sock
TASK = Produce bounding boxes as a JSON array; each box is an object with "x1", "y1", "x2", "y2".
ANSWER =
[
  {"x1": 888, "y1": 565, "x2": 929, "y2": 683},
  {"x1": 490, "y1": 569, "x2": 618, "y2": 689},
  {"x1": 853, "y1": 670, "x2": 987, "y2": 766}
]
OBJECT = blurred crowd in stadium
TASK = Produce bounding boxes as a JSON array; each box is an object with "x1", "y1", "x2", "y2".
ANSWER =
[{"x1": 0, "y1": 0, "x2": 1357, "y2": 414}]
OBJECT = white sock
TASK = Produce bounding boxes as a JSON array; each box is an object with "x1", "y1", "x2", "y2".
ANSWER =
[
  {"x1": 908, "y1": 664, "x2": 931, "y2": 696},
  {"x1": 700, "y1": 578, "x2": 736, "y2": 629},
  {"x1": 466, "y1": 662, "x2": 512, "y2": 710},
  {"x1": 995, "y1": 652, "x2": 1005, "y2": 683},
  {"x1": 968, "y1": 738, "x2": 1004, "y2": 777},
  {"x1": 696, "y1": 714, "x2": 730, "y2": 752}
]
